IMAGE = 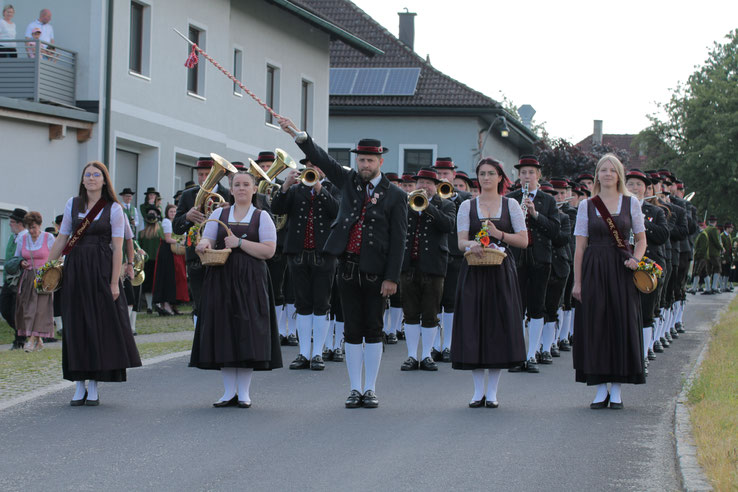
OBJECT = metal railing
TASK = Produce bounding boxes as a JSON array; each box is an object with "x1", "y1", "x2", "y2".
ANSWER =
[{"x1": 0, "y1": 39, "x2": 77, "y2": 107}]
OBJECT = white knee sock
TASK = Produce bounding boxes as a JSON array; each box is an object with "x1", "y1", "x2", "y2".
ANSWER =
[
  {"x1": 691, "y1": 276, "x2": 699, "y2": 291},
  {"x1": 610, "y1": 382, "x2": 622, "y2": 403},
  {"x1": 236, "y1": 368, "x2": 253, "y2": 403},
  {"x1": 593, "y1": 383, "x2": 608, "y2": 403},
  {"x1": 712, "y1": 273, "x2": 721, "y2": 290},
  {"x1": 559, "y1": 310, "x2": 571, "y2": 341},
  {"x1": 389, "y1": 307, "x2": 403, "y2": 334},
  {"x1": 471, "y1": 369, "x2": 486, "y2": 402},
  {"x1": 441, "y1": 311, "x2": 454, "y2": 351},
  {"x1": 363, "y1": 342, "x2": 382, "y2": 392},
  {"x1": 285, "y1": 304, "x2": 297, "y2": 335},
  {"x1": 404, "y1": 323, "x2": 421, "y2": 359},
  {"x1": 541, "y1": 322, "x2": 556, "y2": 353},
  {"x1": 129, "y1": 310, "x2": 137, "y2": 334},
  {"x1": 54, "y1": 316, "x2": 63, "y2": 333},
  {"x1": 486, "y1": 369, "x2": 502, "y2": 402},
  {"x1": 312, "y1": 315, "x2": 331, "y2": 358},
  {"x1": 383, "y1": 308, "x2": 392, "y2": 334},
  {"x1": 527, "y1": 318, "x2": 544, "y2": 360},
  {"x1": 277, "y1": 306, "x2": 287, "y2": 337},
  {"x1": 219, "y1": 368, "x2": 237, "y2": 402},
  {"x1": 705, "y1": 276, "x2": 712, "y2": 291},
  {"x1": 87, "y1": 380, "x2": 98, "y2": 401},
  {"x1": 433, "y1": 324, "x2": 442, "y2": 352},
  {"x1": 145, "y1": 293, "x2": 152, "y2": 309},
  {"x1": 333, "y1": 321, "x2": 344, "y2": 351},
  {"x1": 675, "y1": 302, "x2": 684, "y2": 324},
  {"x1": 643, "y1": 327, "x2": 652, "y2": 358},
  {"x1": 421, "y1": 326, "x2": 438, "y2": 360},
  {"x1": 193, "y1": 314, "x2": 198, "y2": 330},
  {"x1": 345, "y1": 343, "x2": 364, "y2": 392},
  {"x1": 295, "y1": 314, "x2": 312, "y2": 358},
  {"x1": 73, "y1": 381, "x2": 86, "y2": 400}
]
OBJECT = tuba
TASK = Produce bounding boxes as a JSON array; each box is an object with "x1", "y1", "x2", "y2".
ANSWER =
[
  {"x1": 194, "y1": 153, "x2": 238, "y2": 216},
  {"x1": 437, "y1": 181, "x2": 454, "y2": 199},
  {"x1": 408, "y1": 189, "x2": 429, "y2": 212}
]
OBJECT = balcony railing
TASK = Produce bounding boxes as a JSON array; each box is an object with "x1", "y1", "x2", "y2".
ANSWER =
[{"x1": 0, "y1": 39, "x2": 77, "y2": 107}]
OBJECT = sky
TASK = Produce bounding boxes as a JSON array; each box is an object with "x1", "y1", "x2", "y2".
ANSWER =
[{"x1": 351, "y1": 0, "x2": 738, "y2": 143}]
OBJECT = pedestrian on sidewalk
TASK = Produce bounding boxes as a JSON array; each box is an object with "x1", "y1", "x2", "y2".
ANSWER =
[{"x1": 1, "y1": 208, "x2": 27, "y2": 350}]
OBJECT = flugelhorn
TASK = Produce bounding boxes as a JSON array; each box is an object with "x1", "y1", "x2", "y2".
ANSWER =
[
  {"x1": 300, "y1": 168, "x2": 319, "y2": 187},
  {"x1": 409, "y1": 189, "x2": 429, "y2": 212},
  {"x1": 437, "y1": 181, "x2": 454, "y2": 199},
  {"x1": 195, "y1": 153, "x2": 238, "y2": 215},
  {"x1": 257, "y1": 148, "x2": 297, "y2": 196}
]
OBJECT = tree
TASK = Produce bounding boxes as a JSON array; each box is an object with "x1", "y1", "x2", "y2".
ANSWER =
[{"x1": 536, "y1": 138, "x2": 595, "y2": 178}]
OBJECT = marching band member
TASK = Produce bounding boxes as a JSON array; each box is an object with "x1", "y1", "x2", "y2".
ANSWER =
[
  {"x1": 452, "y1": 158, "x2": 527, "y2": 408},
  {"x1": 399, "y1": 168, "x2": 456, "y2": 371},
  {"x1": 191, "y1": 171, "x2": 282, "y2": 407},
  {"x1": 47, "y1": 161, "x2": 141, "y2": 406},
  {"x1": 576, "y1": 172, "x2": 595, "y2": 192},
  {"x1": 400, "y1": 173, "x2": 416, "y2": 193},
  {"x1": 382, "y1": 173, "x2": 404, "y2": 345},
  {"x1": 271, "y1": 159, "x2": 340, "y2": 371},
  {"x1": 702, "y1": 215, "x2": 724, "y2": 294},
  {"x1": 552, "y1": 178, "x2": 577, "y2": 352},
  {"x1": 669, "y1": 179, "x2": 698, "y2": 328},
  {"x1": 453, "y1": 170, "x2": 474, "y2": 194},
  {"x1": 572, "y1": 154, "x2": 646, "y2": 409},
  {"x1": 721, "y1": 223, "x2": 734, "y2": 292},
  {"x1": 279, "y1": 116, "x2": 407, "y2": 409},
  {"x1": 506, "y1": 156, "x2": 560, "y2": 373},
  {"x1": 119, "y1": 187, "x2": 142, "y2": 333}
]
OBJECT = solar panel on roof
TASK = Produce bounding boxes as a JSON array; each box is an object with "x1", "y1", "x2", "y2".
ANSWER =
[{"x1": 330, "y1": 68, "x2": 420, "y2": 96}]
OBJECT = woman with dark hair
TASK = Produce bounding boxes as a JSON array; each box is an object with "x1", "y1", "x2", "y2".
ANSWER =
[
  {"x1": 15, "y1": 211, "x2": 55, "y2": 351},
  {"x1": 152, "y1": 204, "x2": 178, "y2": 315},
  {"x1": 451, "y1": 158, "x2": 529, "y2": 408},
  {"x1": 572, "y1": 154, "x2": 647, "y2": 409},
  {"x1": 191, "y1": 172, "x2": 282, "y2": 408},
  {"x1": 47, "y1": 161, "x2": 141, "y2": 406}
]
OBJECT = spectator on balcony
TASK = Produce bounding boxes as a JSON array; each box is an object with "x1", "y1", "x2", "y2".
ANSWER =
[
  {"x1": 0, "y1": 4, "x2": 17, "y2": 58},
  {"x1": 24, "y1": 8, "x2": 53, "y2": 44},
  {"x1": 25, "y1": 27, "x2": 41, "y2": 58}
]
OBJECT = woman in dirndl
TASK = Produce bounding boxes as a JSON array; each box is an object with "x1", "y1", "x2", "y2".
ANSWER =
[
  {"x1": 151, "y1": 204, "x2": 179, "y2": 315},
  {"x1": 47, "y1": 161, "x2": 142, "y2": 406},
  {"x1": 572, "y1": 154, "x2": 647, "y2": 409},
  {"x1": 191, "y1": 171, "x2": 282, "y2": 408},
  {"x1": 451, "y1": 158, "x2": 528, "y2": 408}
]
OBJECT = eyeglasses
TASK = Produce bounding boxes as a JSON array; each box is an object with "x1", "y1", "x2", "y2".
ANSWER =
[
  {"x1": 32, "y1": 31, "x2": 41, "y2": 35},
  {"x1": 84, "y1": 172, "x2": 102, "y2": 178}
]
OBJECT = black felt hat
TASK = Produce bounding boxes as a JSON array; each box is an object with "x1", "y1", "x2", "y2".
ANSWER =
[
  {"x1": 514, "y1": 155, "x2": 541, "y2": 169},
  {"x1": 195, "y1": 157, "x2": 214, "y2": 170},
  {"x1": 119, "y1": 187, "x2": 135, "y2": 195},
  {"x1": 350, "y1": 139, "x2": 388, "y2": 155},
  {"x1": 10, "y1": 208, "x2": 27, "y2": 222},
  {"x1": 432, "y1": 157, "x2": 456, "y2": 170},
  {"x1": 454, "y1": 170, "x2": 474, "y2": 188},
  {"x1": 626, "y1": 169, "x2": 651, "y2": 186},
  {"x1": 412, "y1": 168, "x2": 441, "y2": 184},
  {"x1": 255, "y1": 151, "x2": 276, "y2": 163}
]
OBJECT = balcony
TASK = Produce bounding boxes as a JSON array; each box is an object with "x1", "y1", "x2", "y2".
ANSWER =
[{"x1": 0, "y1": 39, "x2": 77, "y2": 108}]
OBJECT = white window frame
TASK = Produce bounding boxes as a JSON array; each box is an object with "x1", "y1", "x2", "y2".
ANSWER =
[
  {"x1": 186, "y1": 20, "x2": 207, "y2": 100},
  {"x1": 398, "y1": 144, "x2": 437, "y2": 175},
  {"x1": 232, "y1": 46, "x2": 243, "y2": 97},
  {"x1": 264, "y1": 60, "x2": 281, "y2": 128},
  {"x1": 128, "y1": 0, "x2": 152, "y2": 79}
]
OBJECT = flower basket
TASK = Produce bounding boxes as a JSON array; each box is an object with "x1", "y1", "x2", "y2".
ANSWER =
[
  {"x1": 35, "y1": 260, "x2": 63, "y2": 294},
  {"x1": 195, "y1": 219, "x2": 233, "y2": 266},
  {"x1": 633, "y1": 256, "x2": 662, "y2": 294},
  {"x1": 464, "y1": 248, "x2": 506, "y2": 266},
  {"x1": 170, "y1": 242, "x2": 187, "y2": 255}
]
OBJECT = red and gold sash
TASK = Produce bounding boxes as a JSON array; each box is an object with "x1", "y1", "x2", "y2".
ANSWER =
[
  {"x1": 62, "y1": 199, "x2": 107, "y2": 255},
  {"x1": 591, "y1": 195, "x2": 632, "y2": 254}
]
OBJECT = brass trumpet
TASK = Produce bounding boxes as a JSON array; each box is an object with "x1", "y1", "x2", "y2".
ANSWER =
[
  {"x1": 195, "y1": 153, "x2": 238, "y2": 216},
  {"x1": 437, "y1": 181, "x2": 454, "y2": 199},
  {"x1": 409, "y1": 189, "x2": 429, "y2": 212},
  {"x1": 300, "y1": 168, "x2": 319, "y2": 187}
]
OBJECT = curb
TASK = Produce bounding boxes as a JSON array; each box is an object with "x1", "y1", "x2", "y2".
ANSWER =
[{"x1": 674, "y1": 293, "x2": 734, "y2": 491}]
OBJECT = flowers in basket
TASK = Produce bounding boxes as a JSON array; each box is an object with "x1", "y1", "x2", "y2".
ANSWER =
[
  {"x1": 187, "y1": 224, "x2": 202, "y2": 246},
  {"x1": 34, "y1": 259, "x2": 63, "y2": 291},
  {"x1": 636, "y1": 256, "x2": 663, "y2": 278},
  {"x1": 474, "y1": 221, "x2": 503, "y2": 251}
]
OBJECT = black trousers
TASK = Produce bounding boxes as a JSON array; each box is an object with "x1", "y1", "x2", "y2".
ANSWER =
[
  {"x1": 665, "y1": 257, "x2": 679, "y2": 306},
  {"x1": 287, "y1": 251, "x2": 337, "y2": 316},
  {"x1": 0, "y1": 281, "x2": 17, "y2": 331},
  {"x1": 544, "y1": 272, "x2": 569, "y2": 323},
  {"x1": 674, "y1": 252, "x2": 690, "y2": 301},
  {"x1": 267, "y1": 248, "x2": 288, "y2": 306},
  {"x1": 330, "y1": 270, "x2": 344, "y2": 322},
  {"x1": 401, "y1": 266, "x2": 444, "y2": 327},
  {"x1": 186, "y1": 259, "x2": 206, "y2": 317},
  {"x1": 562, "y1": 263, "x2": 575, "y2": 311},
  {"x1": 659, "y1": 259, "x2": 673, "y2": 309},
  {"x1": 388, "y1": 283, "x2": 402, "y2": 309},
  {"x1": 337, "y1": 260, "x2": 385, "y2": 344},
  {"x1": 640, "y1": 289, "x2": 660, "y2": 328},
  {"x1": 516, "y1": 254, "x2": 551, "y2": 320},
  {"x1": 440, "y1": 255, "x2": 463, "y2": 312}
]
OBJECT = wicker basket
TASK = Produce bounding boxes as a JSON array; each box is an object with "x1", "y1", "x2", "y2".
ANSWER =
[
  {"x1": 633, "y1": 270, "x2": 657, "y2": 294},
  {"x1": 37, "y1": 264, "x2": 63, "y2": 293},
  {"x1": 195, "y1": 219, "x2": 233, "y2": 266},
  {"x1": 464, "y1": 247, "x2": 506, "y2": 266},
  {"x1": 170, "y1": 242, "x2": 187, "y2": 255}
]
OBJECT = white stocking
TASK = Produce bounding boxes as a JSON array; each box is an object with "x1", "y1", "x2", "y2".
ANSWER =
[
  {"x1": 486, "y1": 369, "x2": 502, "y2": 402},
  {"x1": 219, "y1": 368, "x2": 237, "y2": 402},
  {"x1": 643, "y1": 327, "x2": 652, "y2": 358},
  {"x1": 311, "y1": 315, "x2": 331, "y2": 358},
  {"x1": 420, "y1": 326, "x2": 438, "y2": 360},
  {"x1": 610, "y1": 383, "x2": 622, "y2": 403},
  {"x1": 54, "y1": 316, "x2": 63, "y2": 334},
  {"x1": 73, "y1": 381, "x2": 86, "y2": 401},
  {"x1": 471, "y1": 369, "x2": 486, "y2": 402},
  {"x1": 541, "y1": 322, "x2": 556, "y2": 353},
  {"x1": 441, "y1": 311, "x2": 454, "y2": 351},
  {"x1": 193, "y1": 314, "x2": 198, "y2": 330},
  {"x1": 404, "y1": 323, "x2": 421, "y2": 359},
  {"x1": 277, "y1": 306, "x2": 287, "y2": 337},
  {"x1": 432, "y1": 325, "x2": 442, "y2": 352},
  {"x1": 389, "y1": 307, "x2": 403, "y2": 334},
  {"x1": 345, "y1": 343, "x2": 364, "y2": 392},
  {"x1": 527, "y1": 318, "x2": 544, "y2": 360},
  {"x1": 295, "y1": 314, "x2": 312, "y2": 358},
  {"x1": 559, "y1": 310, "x2": 572, "y2": 341},
  {"x1": 129, "y1": 310, "x2": 137, "y2": 334},
  {"x1": 236, "y1": 368, "x2": 253, "y2": 403},
  {"x1": 363, "y1": 342, "x2": 382, "y2": 392},
  {"x1": 593, "y1": 383, "x2": 608, "y2": 403},
  {"x1": 333, "y1": 321, "x2": 344, "y2": 351},
  {"x1": 87, "y1": 380, "x2": 98, "y2": 401}
]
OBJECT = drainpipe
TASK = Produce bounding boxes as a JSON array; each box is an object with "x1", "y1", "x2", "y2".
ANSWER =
[{"x1": 103, "y1": 0, "x2": 114, "y2": 164}]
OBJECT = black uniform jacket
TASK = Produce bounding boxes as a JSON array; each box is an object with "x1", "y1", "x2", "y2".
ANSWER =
[
  {"x1": 505, "y1": 188, "x2": 560, "y2": 264},
  {"x1": 448, "y1": 191, "x2": 472, "y2": 257},
  {"x1": 642, "y1": 200, "x2": 669, "y2": 268},
  {"x1": 270, "y1": 181, "x2": 340, "y2": 254},
  {"x1": 560, "y1": 202, "x2": 578, "y2": 262},
  {"x1": 297, "y1": 136, "x2": 408, "y2": 284},
  {"x1": 173, "y1": 184, "x2": 232, "y2": 263},
  {"x1": 550, "y1": 210, "x2": 571, "y2": 279},
  {"x1": 671, "y1": 195, "x2": 697, "y2": 255},
  {"x1": 666, "y1": 200, "x2": 688, "y2": 262},
  {"x1": 401, "y1": 194, "x2": 456, "y2": 276}
]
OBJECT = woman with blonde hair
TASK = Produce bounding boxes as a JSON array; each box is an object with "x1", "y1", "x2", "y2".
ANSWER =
[{"x1": 572, "y1": 154, "x2": 647, "y2": 409}]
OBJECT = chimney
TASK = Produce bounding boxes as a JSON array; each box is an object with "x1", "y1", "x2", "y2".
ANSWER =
[
  {"x1": 398, "y1": 9, "x2": 416, "y2": 50},
  {"x1": 518, "y1": 104, "x2": 536, "y2": 129},
  {"x1": 593, "y1": 120, "x2": 603, "y2": 145}
]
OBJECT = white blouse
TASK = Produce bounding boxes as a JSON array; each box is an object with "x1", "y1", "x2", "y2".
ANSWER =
[
  {"x1": 14, "y1": 231, "x2": 55, "y2": 256},
  {"x1": 202, "y1": 207, "x2": 277, "y2": 243},
  {"x1": 574, "y1": 195, "x2": 645, "y2": 237},
  {"x1": 59, "y1": 198, "x2": 125, "y2": 238},
  {"x1": 0, "y1": 20, "x2": 16, "y2": 47},
  {"x1": 162, "y1": 218, "x2": 173, "y2": 235},
  {"x1": 457, "y1": 197, "x2": 527, "y2": 234}
]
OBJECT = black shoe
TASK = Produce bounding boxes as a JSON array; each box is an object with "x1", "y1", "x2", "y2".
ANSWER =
[
  {"x1": 665, "y1": 332, "x2": 673, "y2": 343},
  {"x1": 712, "y1": 289, "x2": 721, "y2": 294},
  {"x1": 238, "y1": 401, "x2": 251, "y2": 408},
  {"x1": 154, "y1": 305, "x2": 170, "y2": 316},
  {"x1": 441, "y1": 348, "x2": 451, "y2": 363},
  {"x1": 280, "y1": 335, "x2": 288, "y2": 346},
  {"x1": 485, "y1": 399, "x2": 499, "y2": 409},
  {"x1": 539, "y1": 351, "x2": 553, "y2": 364},
  {"x1": 508, "y1": 363, "x2": 525, "y2": 373},
  {"x1": 213, "y1": 395, "x2": 238, "y2": 408},
  {"x1": 362, "y1": 390, "x2": 379, "y2": 408},
  {"x1": 332, "y1": 348, "x2": 344, "y2": 362},
  {"x1": 401, "y1": 357, "x2": 419, "y2": 371},
  {"x1": 648, "y1": 348, "x2": 656, "y2": 360},
  {"x1": 590, "y1": 393, "x2": 610, "y2": 410},
  {"x1": 551, "y1": 344, "x2": 561, "y2": 357},
  {"x1": 322, "y1": 348, "x2": 334, "y2": 361},
  {"x1": 558, "y1": 339, "x2": 572, "y2": 352},
  {"x1": 430, "y1": 348, "x2": 443, "y2": 362},
  {"x1": 469, "y1": 396, "x2": 486, "y2": 408},
  {"x1": 660, "y1": 337, "x2": 670, "y2": 348},
  {"x1": 9, "y1": 341, "x2": 22, "y2": 351},
  {"x1": 675, "y1": 322, "x2": 685, "y2": 334},
  {"x1": 85, "y1": 397, "x2": 100, "y2": 406},
  {"x1": 385, "y1": 332, "x2": 398, "y2": 344},
  {"x1": 42, "y1": 337, "x2": 57, "y2": 343},
  {"x1": 70, "y1": 391, "x2": 87, "y2": 407},
  {"x1": 687, "y1": 289, "x2": 696, "y2": 295},
  {"x1": 701, "y1": 290, "x2": 713, "y2": 295},
  {"x1": 310, "y1": 355, "x2": 325, "y2": 371},
  {"x1": 345, "y1": 390, "x2": 363, "y2": 408},
  {"x1": 420, "y1": 357, "x2": 438, "y2": 371},
  {"x1": 653, "y1": 341, "x2": 664, "y2": 353},
  {"x1": 670, "y1": 327, "x2": 679, "y2": 339},
  {"x1": 526, "y1": 358, "x2": 539, "y2": 373},
  {"x1": 286, "y1": 334, "x2": 298, "y2": 346},
  {"x1": 609, "y1": 400, "x2": 624, "y2": 410},
  {"x1": 396, "y1": 330, "x2": 405, "y2": 340},
  {"x1": 289, "y1": 354, "x2": 310, "y2": 370}
]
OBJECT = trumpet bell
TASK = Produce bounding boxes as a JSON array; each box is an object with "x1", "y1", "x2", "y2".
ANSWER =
[
  {"x1": 131, "y1": 270, "x2": 145, "y2": 287},
  {"x1": 300, "y1": 168, "x2": 319, "y2": 187},
  {"x1": 210, "y1": 153, "x2": 239, "y2": 175},
  {"x1": 194, "y1": 153, "x2": 238, "y2": 214},
  {"x1": 248, "y1": 158, "x2": 274, "y2": 185},
  {"x1": 437, "y1": 181, "x2": 454, "y2": 199},
  {"x1": 409, "y1": 189, "x2": 429, "y2": 212}
]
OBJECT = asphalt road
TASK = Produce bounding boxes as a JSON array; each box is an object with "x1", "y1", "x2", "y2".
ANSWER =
[{"x1": 0, "y1": 292, "x2": 731, "y2": 491}]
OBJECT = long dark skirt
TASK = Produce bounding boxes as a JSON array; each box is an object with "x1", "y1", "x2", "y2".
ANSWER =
[{"x1": 152, "y1": 241, "x2": 176, "y2": 305}]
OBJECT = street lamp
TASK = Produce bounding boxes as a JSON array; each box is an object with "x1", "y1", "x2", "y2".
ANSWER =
[{"x1": 499, "y1": 116, "x2": 510, "y2": 138}]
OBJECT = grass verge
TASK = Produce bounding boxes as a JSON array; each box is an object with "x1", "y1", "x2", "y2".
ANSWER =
[{"x1": 687, "y1": 295, "x2": 738, "y2": 490}]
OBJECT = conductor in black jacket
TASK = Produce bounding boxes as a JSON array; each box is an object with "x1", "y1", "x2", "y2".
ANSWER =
[
  {"x1": 399, "y1": 168, "x2": 456, "y2": 373},
  {"x1": 279, "y1": 116, "x2": 408, "y2": 409},
  {"x1": 505, "y1": 156, "x2": 560, "y2": 373},
  {"x1": 172, "y1": 157, "x2": 232, "y2": 327},
  {"x1": 271, "y1": 160, "x2": 340, "y2": 371}
]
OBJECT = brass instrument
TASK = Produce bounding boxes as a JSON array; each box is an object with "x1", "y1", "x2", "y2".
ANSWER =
[
  {"x1": 257, "y1": 148, "x2": 297, "y2": 196},
  {"x1": 122, "y1": 241, "x2": 148, "y2": 287},
  {"x1": 437, "y1": 181, "x2": 454, "y2": 199},
  {"x1": 300, "y1": 168, "x2": 319, "y2": 187},
  {"x1": 247, "y1": 158, "x2": 273, "y2": 183},
  {"x1": 521, "y1": 183, "x2": 530, "y2": 217},
  {"x1": 684, "y1": 191, "x2": 695, "y2": 202},
  {"x1": 409, "y1": 189, "x2": 429, "y2": 212},
  {"x1": 195, "y1": 153, "x2": 238, "y2": 216}
]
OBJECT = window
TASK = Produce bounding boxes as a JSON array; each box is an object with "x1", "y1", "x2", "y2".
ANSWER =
[
  {"x1": 403, "y1": 148, "x2": 433, "y2": 175},
  {"x1": 301, "y1": 79, "x2": 313, "y2": 133},
  {"x1": 175, "y1": 163, "x2": 195, "y2": 191},
  {"x1": 128, "y1": 2, "x2": 150, "y2": 76},
  {"x1": 233, "y1": 49, "x2": 243, "y2": 95},
  {"x1": 265, "y1": 65, "x2": 280, "y2": 124},
  {"x1": 328, "y1": 148, "x2": 351, "y2": 168},
  {"x1": 187, "y1": 26, "x2": 205, "y2": 96}
]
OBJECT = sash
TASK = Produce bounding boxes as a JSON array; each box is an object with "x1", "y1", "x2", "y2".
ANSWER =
[
  {"x1": 62, "y1": 199, "x2": 108, "y2": 255},
  {"x1": 591, "y1": 195, "x2": 632, "y2": 255}
]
